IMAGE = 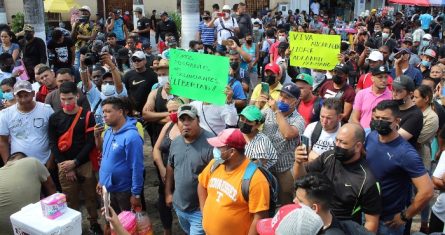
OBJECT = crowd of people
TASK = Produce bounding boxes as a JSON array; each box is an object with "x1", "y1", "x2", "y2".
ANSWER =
[{"x1": 1, "y1": 2, "x2": 445, "y2": 235}]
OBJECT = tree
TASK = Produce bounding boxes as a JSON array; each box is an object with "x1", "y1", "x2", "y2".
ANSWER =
[
  {"x1": 181, "y1": 0, "x2": 199, "y2": 49},
  {"x1": 23, "y1": 0, "x2": 46, "y2": 42}
]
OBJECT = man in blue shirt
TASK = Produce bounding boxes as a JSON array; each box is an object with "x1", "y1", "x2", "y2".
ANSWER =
[
  {"x1": 98, "y1": 97, "x2": 144, "y2": 214},
  {"x1": 366, "y1": 100, "x2": 433, "y2": 235},
  {"x1": 390, "y1": 48, "x2": 423, "y2": 87},
  {"x1": 419, "y1": 10, "x2": 434, "y2": 32},
  {"x1": 106, "y1": 10, "x2": 129, "y2": 46},
  {"x1": 228, "y1": 50, "x2": 248, "y2": 112}
]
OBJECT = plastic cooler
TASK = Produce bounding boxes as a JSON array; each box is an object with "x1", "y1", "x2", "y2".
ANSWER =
[{"x1": 9, "y1": 202, "x2": 81, "y2": 235}]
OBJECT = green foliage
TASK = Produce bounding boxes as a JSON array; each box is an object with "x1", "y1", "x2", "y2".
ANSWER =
[
  {"x1": 11, "y1": 13, "x2": 24, "y2": 33},
  {"x1": 169, "y1": 11, "x2": 181, "y2": 37}
]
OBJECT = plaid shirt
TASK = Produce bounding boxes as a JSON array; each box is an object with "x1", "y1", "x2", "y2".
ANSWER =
[{"x1": 262, "y1": 108, "x2": 305, "y2": 173}]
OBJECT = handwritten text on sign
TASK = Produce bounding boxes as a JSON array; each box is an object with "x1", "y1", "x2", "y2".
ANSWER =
[
  {"x1": 169, "y1": 49, "x2": 229, "y2": 105},
  {"x1": 289, "y1": 32, "x2": 341, "y2": 70}
]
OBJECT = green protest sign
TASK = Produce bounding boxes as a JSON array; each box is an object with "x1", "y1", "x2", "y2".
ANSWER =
[
  {"x1": 289, "y1": 32, "x2": 341, "y2": 70},
  {"x1": 169, "y1": 49, "x2": 229, "y2": 105}
]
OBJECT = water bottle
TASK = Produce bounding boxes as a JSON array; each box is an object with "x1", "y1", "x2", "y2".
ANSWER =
[{"x1": 135, "y1": 211, "x2": 153, "y2": 235}]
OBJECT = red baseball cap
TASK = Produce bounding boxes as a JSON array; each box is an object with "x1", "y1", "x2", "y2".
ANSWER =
[
  {"x1": 207, "y1": 128, "x2": 247, "y2": 150},
  {"x1": 264, "y1": 63, "x2": 280, "y2": 75},
  {"x1": 256, "y1": 204, "x2": 323, "y2": 235}
]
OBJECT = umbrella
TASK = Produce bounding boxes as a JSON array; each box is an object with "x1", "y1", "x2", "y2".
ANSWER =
[
  {"x1": 44, "y1": 0, "x2": 79, "y2": 13},
  {"x1": 389, "y1": 0, "x2": 445, "y2": 6}
]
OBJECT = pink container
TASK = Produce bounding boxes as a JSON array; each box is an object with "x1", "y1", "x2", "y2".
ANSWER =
[
  {"x1": 40, "y1": 193, "x2": 67, "y2": 220},
  {"x1": 112, "y1": 211, "x2": 137, "y2": 235}
]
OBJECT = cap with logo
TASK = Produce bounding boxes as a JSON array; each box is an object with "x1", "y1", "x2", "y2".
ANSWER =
[
  {"x1": 334, "y1": 63, "x2": 350, "y2": 74},
  {"x1": 256, "y1": 204, "x2": 324, "y2": 235},
  {"x1": 23, "y1": 24, "x2": 34, "y2": 32},
  {"x1": 366, "y1": 51, "x2": 384, "y2": 62},
  {"x1": 279, "y1": 83, "x2": 301, "y2": 99},
  {"x1": 13, "y1": 80, "x2": 33, "y2": 95},
  {"x1": 422, "y1": 49, "x2": 437, "y2": 58},
  {"x1": 393, "y1": 75, "x2": 415, "y2": 92},
  {"x1": 370, "y1": 66, "x2": 388, "y2": 76},
  {"x1": 295, "y1": 73, "x2": 313, "y2": 86},
  {"x1": 207, "y1": 128, "x2": 247, "y2": 150},
  {"x1": 178, "y1": 104, "x2": 198, "y2": 119},
  {"x1": 131, "y1": 51, "x2": 146, "y2": 60},
  {"x1": 264, "y1": 63, "x2": 280, "y2": 75},
  {"x1": 240, "y1": 105, "x2": 263, "y2": 122}
]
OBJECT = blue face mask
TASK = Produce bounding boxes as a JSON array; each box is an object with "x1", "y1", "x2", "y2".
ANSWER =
[
  {"x1": 277, "y1": 101, "x2": 290, "y2": 113},
  {"x1": 3, "y1": 92, "x2": 13, "y2": 101},
  {"x1": 421, "y1": 60, "x2": 431, "y2": 68},
  {"x1": 101, "y1": 84, "x2": 116, "y2": 96},
  {"x1": 213, "y1": 147, "x2": 222, "y2": 161},
  {"x1": 422, "y1": 40, "x2": 430, "y2": 47}
]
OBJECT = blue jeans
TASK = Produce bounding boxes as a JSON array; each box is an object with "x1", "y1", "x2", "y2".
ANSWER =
[
  {"x1": 174, "y1": 207, "x2": 204, "y2": 235},
  {"x1": 378, "y1": 220, "x2": 405, "y2": 235}
]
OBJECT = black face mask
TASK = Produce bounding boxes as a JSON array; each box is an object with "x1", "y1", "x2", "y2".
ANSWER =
[
  {"x1": 203, "y1": 17, "x2": 210, "y2": 21},
  {"x1": 1, "y1": 64, "x2": 13, "y2": 73},
  {"x1": 265, "y1": 75, "x2": 276, "y2": 85},
  {"x1": 246, "y1": 39, "x2": 253, "y2": 45},
  {"x1": 370, "y1": 119, "x2": 393, "y2": 136},
  {"x1": 238, "y1": 121, "x2": 254, "y2": 134},
  {"x1": 393, "y1": 98, "x2": 405, "y2": 106},
  {"x1": 230, "y1": 61, "x2": 239, "y2": 71},
  {"x1": 332, "y1": 75, "x2": 343, "y2": 84},
  {"x1": 334, "y1": 145, "x2": 355, "y2": 162},
  {"x1": 24, "y1": 33, "x2": 33, "y2": 41}
]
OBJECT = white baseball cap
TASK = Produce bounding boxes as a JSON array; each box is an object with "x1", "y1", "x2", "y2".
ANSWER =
[
  {"x1": 222, "y1": 5, "x2": 231, "y2": 10},
  {"x1": 79, "y1": 6, "x2": 91, "y2": 13},
  {"x1": 366, "y1": 51, "x2": 383, "y2": 62}
]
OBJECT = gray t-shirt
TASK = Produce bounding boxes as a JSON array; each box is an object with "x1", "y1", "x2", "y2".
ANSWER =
[{"x1": 168, "y1": 129, "x2": 214, "y2": 211}]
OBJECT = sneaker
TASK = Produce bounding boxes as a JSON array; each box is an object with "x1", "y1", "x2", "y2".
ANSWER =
[{"x1": 89, "y1": 223, "x2": 103, "y2": 235}]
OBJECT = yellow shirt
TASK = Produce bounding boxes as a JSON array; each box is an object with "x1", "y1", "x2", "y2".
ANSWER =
[
  {"x1": 101, "y1": 121, "x2": 145, "y2": 139},
  {"x1": 74, "y1": 22, "x2": 99, "y2": 50},
  {"x1": 250, "y1": 83, "x2": 282, "y2": 109},
  {"x1": 198, "y1": 159, "x2": 270, "y2": 235}
]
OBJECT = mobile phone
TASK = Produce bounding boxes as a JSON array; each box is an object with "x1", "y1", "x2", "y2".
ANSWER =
[
  {"x1": 102, "y1": 186, "x2": 111, "y2": 217},
  {"x1": 217, "y1": 12, "x2": 225, "y2": 17},
  {"x1": 300, "y1": 135, "x2": 310, "y2": 156},
  {"x1": 95, "y1": 114, "x2": 104, "y2": 127},
  {"x1": 261, "y1": 82, "x2": 270, "y2": 94}
]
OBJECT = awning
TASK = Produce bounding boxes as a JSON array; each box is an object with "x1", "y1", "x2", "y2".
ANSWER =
[
  {"x1": 44, "y1": 0, "x2": 79, "y2": 13},
  {"x1": 389, "y1": 0, "x2": 445, "y2": 6}
]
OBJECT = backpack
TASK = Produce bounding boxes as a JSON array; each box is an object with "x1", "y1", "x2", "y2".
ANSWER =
[
  {"x1": 218, "y1": 17, "x2": 235, "y2": 38},
  {"x1": 310, "y1": 121, "x2": 323, "y2": 149},
  {"x1": 210, "y1": 160, "x2": 279, "y2": 217}
]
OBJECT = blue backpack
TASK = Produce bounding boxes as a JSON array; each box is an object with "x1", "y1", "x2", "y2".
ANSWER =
[{"x1": 210, "y1": 160, "x2": 279, "y2": 217}]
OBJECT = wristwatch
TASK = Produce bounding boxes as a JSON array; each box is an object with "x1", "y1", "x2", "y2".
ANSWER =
[
  {"x1": 133, "y1": 195, "x2": 141, "y2": 199},
  {"x1": 400, "y1": 210, "x2": 409, "y2": 222}
]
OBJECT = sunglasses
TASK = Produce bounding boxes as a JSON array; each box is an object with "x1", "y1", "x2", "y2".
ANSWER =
[{"x1": 132, "y1": 58, "x2": 143, "y2": 63}]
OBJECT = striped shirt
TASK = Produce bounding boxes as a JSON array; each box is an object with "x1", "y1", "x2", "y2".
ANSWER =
[
  {"x1": 245, "y1": 132, "x2": 278, "y2": 170},
  {"x1": 199, "y1": 21, "x2": 216, "y2": 46},
  {"x1": 262, "y1": 108, "x2": 305, "y2": 173}
]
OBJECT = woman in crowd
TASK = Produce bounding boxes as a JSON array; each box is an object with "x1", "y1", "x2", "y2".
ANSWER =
[{"x1": 0, "y1": 30, "x2": 19, "y2": 63}]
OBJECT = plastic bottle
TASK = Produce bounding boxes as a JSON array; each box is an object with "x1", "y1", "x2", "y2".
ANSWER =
[{"x1": 135, "y1": 211, "x2": 153, "y2": 235}]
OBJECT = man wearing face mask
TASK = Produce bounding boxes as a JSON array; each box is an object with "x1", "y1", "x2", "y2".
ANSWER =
[
  {"x1": 20, "y1": 24, "x2": 47, "y2": 82},
  {"x1": 227, "y1": 49, "x2": 249, "y2": 110},
  {"x1": 207, "y1": 5, "x2": 239, "y2": 53},
  {"x1": 197, "y1": 128, "x2": 270, "y2": 235},
  {"x1": 238, "y1": 105, "x2": 278, "y2": 169},
  {"x1": 198, "y1": 11, "x2": 216, "y2": 54},
  {"x1": 419, "y1": 49, "x2": 436, "y2": 78},
  {"x1": 71, "y1": 6, "x2": 99, "y2": 70},
  {"x1": 419, "y1": 34, "x2": 437, "y2": 55},
  {"x1": 391, "y1": 75, "x2": 424, "y2": 149},
  {"x1": 261, "y1": 83, "x2": 306, "y2": 205},
  {"x1": 390, "y1": 48, "x2": 423, "y2": 87},
  {"x1": 47, "y1": 81, "x2": 102, "y2": 234},
  {"x1": 366, "y1": 100, "x2": 433, "y2": 234},
  {"x1": 319, "y1": 64, "x2": 356, "y2": 122},
  {"x1": 294, "y1": 123, "x2": 382, "y2": 233},
  {"x1": 250, "y1": 63, "x2": 282, "y2": 110},
  {"x1": 376, "y1": 26, "x2": 397, "y2": 53},
  {"x1": 80, "y1": 52, "x2": 127, "y2": 120},
  {"x1": 142, "y1": 59, "x2": 175, "y2": 147}
]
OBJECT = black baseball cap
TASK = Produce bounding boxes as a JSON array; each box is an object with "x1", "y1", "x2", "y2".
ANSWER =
[
  {"x1": 393, "y1": 75, "x2": 415, "y2": 92},
  {"x1": 370, "y1": 66, "x2": 389, "y2": 76},
  {"x1": 279, "y1": 83, "x2": 301, "y2": 99}
]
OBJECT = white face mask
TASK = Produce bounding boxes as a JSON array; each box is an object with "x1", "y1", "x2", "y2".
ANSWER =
[
  {"x1": 101, "y1": 83, "x2": 116, "y2": 96},
  {"x1": 253, "y1": 26, "x2": 259, "y2": 31},
  {"x1": 278, "y1": 36, "x2": 286, "y2": 42},
  {"x1": 158, "y1": 76, "x2": 169, "y2": 87},
  {"x1": 382, "y1": 32, "x2": 389, "y2": 39},
  {"x1": 197, "y1": 49, "x2": 204, "y2": 53}
]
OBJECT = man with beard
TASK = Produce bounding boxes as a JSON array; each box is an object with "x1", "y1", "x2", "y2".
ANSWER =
[
  {"x1": 319, "y1": 64, "x2": 356, "y2": 122},
  {"x1": 365, "y1": 100, "x2": 433, "y2": 235},
  {"x1": 294, "y1": 123, "x2": 381, "y2": 233}
]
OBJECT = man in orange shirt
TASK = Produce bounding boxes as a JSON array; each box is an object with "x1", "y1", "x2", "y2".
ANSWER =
[{"x1": 198, "y1": 128, "x2": 270, "y2": 235}]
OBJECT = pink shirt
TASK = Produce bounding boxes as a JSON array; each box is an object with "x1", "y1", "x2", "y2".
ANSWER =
[{"x1": 353, "y1": 87, "x2": 392, "y2": 128}]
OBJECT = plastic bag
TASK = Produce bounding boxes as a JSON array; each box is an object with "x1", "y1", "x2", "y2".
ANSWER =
[{"x1": 135, "y1": 211, "x2": 153, "y2": 235}]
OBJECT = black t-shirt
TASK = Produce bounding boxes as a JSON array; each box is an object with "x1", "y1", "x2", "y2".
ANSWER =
[
  {"x1": 320, "y1": 215, "x2": 345, "y2": 235},
  {"x1": 305, "y1": 151, "x2": 382, "y2": 223},
  {"x1": 434, "y1": 101, "x2": 445, "y2": 130},
  {"x1": 400, "y1": 105, "x2": 423, "y2": 148},
  {"x1": 48, "y1": 108, "x2": 95, "y2": 165},
  {"x1": 439, "y1": 45, "x2": 445, "y2": 59},
  {"x1": 430, "y1": 21, "x2": 442, "y2": 38},
  {"x1": 123, "y1": 68, "x2": 158, "y2": 112},
  {"x1": 47, "y1": 37, "x2": 74, "y2": 69},
  {"x1": 137, "y1": 17, "x2": 151, "y2": 38}
]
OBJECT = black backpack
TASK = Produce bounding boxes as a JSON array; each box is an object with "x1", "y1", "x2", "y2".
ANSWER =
[
  {"x1": 210, "y1": 160, "x2": 279, "y2": 217},
  {"x1": 310, "y1": 121, "x2": 323, "y2": 149}
]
